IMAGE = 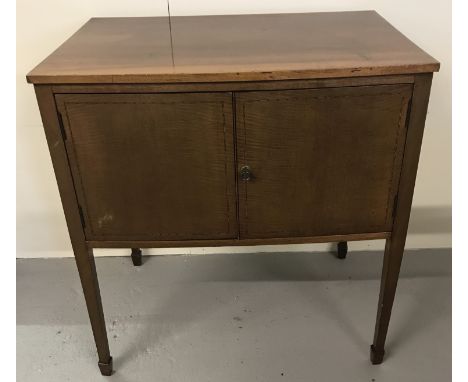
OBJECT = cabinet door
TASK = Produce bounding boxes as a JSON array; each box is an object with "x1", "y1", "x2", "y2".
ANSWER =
[
  {"x1": 56, "y1": 92, "x2": 237, "y2": 241},
  {"x1": 235, "y1": 85, "x2": 412, "y2": 239}
]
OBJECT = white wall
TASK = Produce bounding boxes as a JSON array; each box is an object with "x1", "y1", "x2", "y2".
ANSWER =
[{"x1": 16, "y1": 0, "x2": 451, "y2": 258}]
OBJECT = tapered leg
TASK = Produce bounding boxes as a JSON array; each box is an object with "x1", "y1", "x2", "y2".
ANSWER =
[
  {"x1": 371, "y1": 237, "x2": 405, "y2": 364},
  {"x1": 131, "y1": 248, "x2": 143, "y2": 266},
  {"x1": 370, "y1": 74, "x2": 434, "y2": 364},
  {"x1": 336, "y1": 241, "x2": 348, "y2": 259},
  {"x1": 74, "y1": 245, "x2": 113, "y2": 375},
  {"x1": 34, "y1": 86, "x2": 113, "y2": 376}
]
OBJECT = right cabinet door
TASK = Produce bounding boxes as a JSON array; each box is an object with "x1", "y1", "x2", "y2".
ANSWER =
[{"x1": 235, "y1": 84, "x2": 412, "y2": 239}]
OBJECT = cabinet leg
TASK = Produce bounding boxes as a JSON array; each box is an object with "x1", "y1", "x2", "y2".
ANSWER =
[
  {"x1": 131, "y1": 248, "x2": 142, "y2": 266},
  {"x1": 336, "y1": 241, "x2": 348, "y2": 259},
  {"x1": 371, "y1": 237, "x2": 405, "y2": 364},
  {"x1": 370, "y1": 75, "x2": 433, "y2": 364},
  {"x1": 74, "y1": 245, "x2": 113, "y2": 376}
]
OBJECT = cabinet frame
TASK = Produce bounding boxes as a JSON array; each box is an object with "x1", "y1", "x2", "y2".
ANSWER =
[{"x1": 44, "y1": 74, "x2": 420, "y2": 249}]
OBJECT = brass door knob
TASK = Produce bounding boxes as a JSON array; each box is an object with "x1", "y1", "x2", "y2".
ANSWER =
[{"x1": 240, "y1": 165, "x2": 253, "y2": 181}]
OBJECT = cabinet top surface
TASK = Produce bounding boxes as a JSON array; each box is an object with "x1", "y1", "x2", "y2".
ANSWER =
[{"x1": 27, "y1": 11, "x2": 439, "y2": 84}]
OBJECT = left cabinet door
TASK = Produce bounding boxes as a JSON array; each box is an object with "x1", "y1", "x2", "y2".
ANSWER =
[{"x1": 55, "y1": 92, "x2": 237, "y2": 241}]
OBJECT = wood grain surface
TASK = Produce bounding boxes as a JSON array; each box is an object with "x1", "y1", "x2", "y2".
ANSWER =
[
  {"x1": 236, "y1": 84, "x2": 412, "y2": 238},
  {"x1": 56, "y1": 92, "x2": 237, "y2": 241},
  {"x1": 27, "y1": 11, "x2": 439, "y2": 84}
]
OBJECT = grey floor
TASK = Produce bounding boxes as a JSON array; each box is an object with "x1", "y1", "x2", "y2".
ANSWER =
[{"x1": 17, "y1": 249, "x2": 451, "y2": 382}]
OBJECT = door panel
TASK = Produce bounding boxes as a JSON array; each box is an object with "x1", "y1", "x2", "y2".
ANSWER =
[
  {"x1": 56, "y1": 92, "x2": 237, "y2": 241},
  {"x1": 236, "y1": 85, "x2": 412, "y2": 238}
]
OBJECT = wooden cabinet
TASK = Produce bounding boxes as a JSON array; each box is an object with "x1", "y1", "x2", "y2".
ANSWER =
[{"x1": 27, "y1": 11, "x2": 439, "y2": 376}]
